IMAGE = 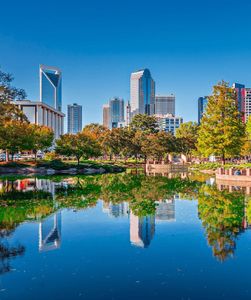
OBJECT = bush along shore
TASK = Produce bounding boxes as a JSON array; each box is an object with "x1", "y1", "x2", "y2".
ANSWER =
[{"x1": 0, "y1": 160, "x2": 125, "y2": 175}]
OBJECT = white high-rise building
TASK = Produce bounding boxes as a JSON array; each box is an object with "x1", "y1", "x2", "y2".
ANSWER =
[
  {"x1": 155, "y1": 95, "x2": 175, "y2": 115},
  {"x1": 156, "y1": 114, "x2": 183, "y2": 135},
  {"x1": 130, "y1": 69, "x2": 155, "y2": 117},
  {"x1": 13, "y1": 100, "x2": 64, "y2": 139}
]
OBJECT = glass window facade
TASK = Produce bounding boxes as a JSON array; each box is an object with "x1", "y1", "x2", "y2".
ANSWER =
[{"x1": 40, "y1": 65, "x2": 62, "y2": 111}]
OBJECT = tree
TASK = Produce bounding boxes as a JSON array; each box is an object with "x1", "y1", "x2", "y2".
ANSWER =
[
  {"x1": 82, "y1": 123, "x2": 108, "y2": 141},
  {"x1": 0, "y1": 69, "x2": 27, "y2": 124},
  {"x1": 130, "y1": 114, "x2": 159, "y2": 133},
  {"x1": 176, "y1": 122, "x2": 198, "y2": 158},
  {"x1": 141, "y1": 131, "x2": 176, "y2": 161},
  {"x1": 197, "y1": 81, "x2": 245, "y2": 164},
  {"x1": 0, "y1": 121, "x2": 33, "y2": 160},
  {"x1": 101, "y1": 128, "x2": 125, "y2": 160},
  {"x1": 55, "y1": 133, "x2": 101, "y2": 165},
  {"x1": 30, "y1": 125, "x2": 54, "y2": 160}
]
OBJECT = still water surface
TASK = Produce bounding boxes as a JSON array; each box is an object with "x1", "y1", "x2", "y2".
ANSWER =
[{"x1": 0, "y1": 173, "x2": 251, "y2": 299}]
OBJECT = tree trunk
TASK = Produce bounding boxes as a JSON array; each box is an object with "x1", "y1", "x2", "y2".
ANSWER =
[
  {"x1": 34, "y1": 150, "x2": 37, "y2": 162},
  {"x1": 77, "y1": 157, "x2": 80, "y2": 166},
  {"x1": 222, "y1": 152, "x2": 225, "y2": 165},
  {"x1": 5, "y1": 150, "x2": 8, "y2": 163}
]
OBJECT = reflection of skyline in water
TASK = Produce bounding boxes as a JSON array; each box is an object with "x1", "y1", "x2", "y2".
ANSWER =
[
  {"x1": 0, "y1": 175, "x2": 251, "y2": 259},
  {"x1": 102, "y1": 199, "x2": 176, "y2": 248},
  {"x1": 39, "y1": 212, "x2": 62, "y2": 252}
]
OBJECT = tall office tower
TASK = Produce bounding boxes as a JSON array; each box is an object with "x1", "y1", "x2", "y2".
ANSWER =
[
  {"x1": 155, "y1": 95, "x2": 175, "y2": 115},
  {"x1": 67, "y1": 103, "x2": 82, "y2": 134},
  {"x1": 233, "y1": 83, "x2": 245, "y2": 121},
  {"x1": 40, "y1": 65, "x2": 62, "y2": 111},
  {"x1": 198, "y1": 96, "x2": 208, "y2": 124},
  {"x1": 130, "y1": 69, "x2": 155, "y2": 116},
  {"x1": 103, "y1": 104, "x2": 110, "y2": 128},
  {"x1": 109, "y1": 97, "x2": 125, "y2": 128}
]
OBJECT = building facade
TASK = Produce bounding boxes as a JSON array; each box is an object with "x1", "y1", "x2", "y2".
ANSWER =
[
  {"x1": 198, "y1": 96, "x2": 208, "y2": 124},
  {"x1": 67, "y1": 103, "x2": 82, "y2": 134},
  {"x1": 130, "y1": 69, "x2": 155, "y2": 116},
  {"x1": 233, "y1": 83, "x2": 245, "y2": 115},
  {"x1": 155, "y1": 95, "x2": 175, "y2": 115},
  {"x1": 13, "y1": 100, "x2": 64, "y2": 139},
  {"x1": 40, "y1": 65, "x2": 62, "y2": 112},
  {"x1": 243, "y1": 88, "x2": 251, "y2": 122},
  {"x1": 109, "y1": 97, "x2": 125, "y2": 128},
  {"x1": 103, "y1": 104, "x2": 110, "y2": 128},
  {"x1": 156, "y1": 114, "x2": 183, "y2": 135}
]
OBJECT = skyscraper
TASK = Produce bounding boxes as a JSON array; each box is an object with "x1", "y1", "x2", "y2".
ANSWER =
[
  {"x1": 103, "y1": 104, "x2": 110, "y2": 128},
  {"x1": 40, "y1": 65, "x2": 62, "y2": 111},
  {"x1": 233, "y1": 83, "x2": 245, "y2": 121},
  {"x1": 198, "y1": 96, "x2": 208, "y2": 124},
  {"x1": 130, "y1": 69, "x2": 155, "y2": 116},
  {"x1": 155, "y1": 95, "x2": 175, "y2": 115},
  {"x1": 67, "y1": 103, "x2": 82, "y2": 134},
  {"x1": 109, "y1": 97, "x2": 124, "y2": 128}
]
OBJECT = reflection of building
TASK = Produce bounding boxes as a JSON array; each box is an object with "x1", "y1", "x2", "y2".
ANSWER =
[
  {"x1": 102, "y1": 202, "x2": 128, "y2": 218},
  {"x1": 155, "y1": 95, "x2": 175, "y2": 115},
  {"x1": 15, "y1": 178, "x2": 58, "y2": 197},
  {"x1": 155, "y1": 200, "x2": 175, "y2": 221},
  {"x1": 130, "y1": 69, "x2": 155, "y2": 116},
  {"x1": 67, "y1": 103, "x2": 82, "y2": 133},
  {"x1": 40, "y1": 65, "x2": 62, "y2": 111},
  {"x1": 130, "y1": 213, "x2": 155, "y2": 248},
  {"x1": 39, "y1": 212, "x2": 62, "y2": 252}
]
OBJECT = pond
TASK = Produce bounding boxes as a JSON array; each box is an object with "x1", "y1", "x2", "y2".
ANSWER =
[{"x1": 0, "y1": 172, "x2": 251, "y2": 300}]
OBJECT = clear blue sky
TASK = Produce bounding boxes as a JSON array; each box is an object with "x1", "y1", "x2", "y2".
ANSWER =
[{"x1": 1, "y1": 0, "x2": 251, "y2": 125}]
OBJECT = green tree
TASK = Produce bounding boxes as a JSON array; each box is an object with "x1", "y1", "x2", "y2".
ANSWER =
[
  {"x1": 176, "y1": 121, "x2": 198, "y2": 157},
  {"x1": 55, "y1": 132, "x2": 101, "y2": 165},
  {"x1": 30, "y1": 125, "x2": 54, "y2": 160},
  {"x1": 197, "y1": 81, "x2": 245, "y2": 164},
  {"x1": 130, "y1": 114, "x2": 159, "y2": 133},
  {"x1": 0, "y1": 69, "x2": 27, "y2": 124},
  {"x1": 141, "y1": 131, "x2": 176, "y2": 161},
  {"x1": 0, "y1": 121, "x2": 33, "y2": 160}
]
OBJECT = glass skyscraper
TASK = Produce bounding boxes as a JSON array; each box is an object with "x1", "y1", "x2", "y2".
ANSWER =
[
  {"x1": 40, "y1": 65, "x2": 62, "y2": 111},
  {"x1": 109, "y1": 97, "x2": 125, "y2": 128},
  {"x1": 67, "y1": 103, "x2": 82, "y2": 134},
  {"x1": 155, "y1": 95, "x2": 175, "y2": 115},
  {"x1": 198, "y1": 96, "x2": 208, "y2": 124},
  {"x1": 130, "y1": 69, "x2": 155, "y2": 116}
]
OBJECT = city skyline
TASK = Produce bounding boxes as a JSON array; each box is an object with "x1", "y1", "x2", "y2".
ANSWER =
[{"x1": 2, "y1": 0, "x2": 251, "y2": 125}]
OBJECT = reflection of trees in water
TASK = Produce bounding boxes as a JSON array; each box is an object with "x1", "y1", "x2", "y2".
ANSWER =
[
  {"x1": 0, "y1": 229, "x2": 25, "y2": 275},
  {"x1": 0, "y1": 174, "x2": 249, "y2": 262},
  {"x1": 198, "y1": 185, "x2": 245, "y2": 261},
  {"x1": 55, "y1": 174, "x2": 201, "y2": 214}
]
